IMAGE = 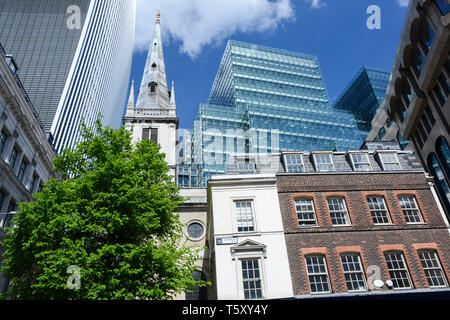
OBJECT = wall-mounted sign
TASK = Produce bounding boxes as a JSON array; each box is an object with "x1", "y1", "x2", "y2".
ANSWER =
[{"x1": 216, "y1": 237, "x2": 238, "y2": 245}]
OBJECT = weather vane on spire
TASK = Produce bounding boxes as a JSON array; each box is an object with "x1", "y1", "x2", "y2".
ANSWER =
[{"x1": 156, "y1": 11, "x2": 160, "y2": 24}]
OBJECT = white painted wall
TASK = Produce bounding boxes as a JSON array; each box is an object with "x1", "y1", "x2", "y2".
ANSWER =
[
  {"x1": 126, "y1": 121, "x2": 177, "y2": 175},
  {"x1": 209, "y1": 174, "x2": 293, "y2": 300}
]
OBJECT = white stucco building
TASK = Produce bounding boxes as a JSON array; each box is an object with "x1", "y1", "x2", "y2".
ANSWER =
[
  {"x1": 0, "y1": 44, "x2": 58, "y2": 293},
  {"x1": 207, "y1": 173, "x2": 294, "y2": 300}
]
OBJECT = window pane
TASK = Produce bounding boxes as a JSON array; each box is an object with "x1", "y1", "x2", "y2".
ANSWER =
[
  {"x1": 351, "y1": 153, "x2": 371, "y2": 171},
  {"x1": 0, "y1": 130, "x2": 7, "y2": 155},
  {"x1": 367, "y1": 197, "x2": 391, "y2": 224},
  {"x1": 285, "y1": 154, "x2": 304, "y2": 173},
  {"x1": 398, "y1": 196, "x2": 423, "y2": 223},
  {"x1": 384, "y1": 252, "x2": 412, "y2": 289},
  {"x1": 418, "y1": 251, "x2": 448, "y2": 288},
  {"x1": 187, "y1": 222, "x2": 204, "y2": 239},
  {"x1": 305, "y1": 256, "x2": 331, "y2": 293},
  {"x1": 314, "y1": 154, "x2": 334, "y2": 172},
  {"x1": 236, "y1": 201, "x2": 254, "y2": 232},
  {"x1": 242, "y1": 259, "x2": 263, "y2": 300},
  {"x1": 327, "y1": 198, "x2": 350, "y2": 226},
  {"x1": 295, "y1": 198, "x2": 316, "y2": 226},
  {"x1": 341, "y1": 254, "x2": 367, "y2": 292}
]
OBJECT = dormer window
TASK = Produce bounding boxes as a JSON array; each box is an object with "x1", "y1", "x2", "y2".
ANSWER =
[
  {"x1": 378, "y1": 151, "x2": 401, "y2": 171},
  {"x1": 349, "y1": 152, "x2": 372, "y2": 172},
  {"x1": 148, "y1": 81, "x2": 157, "y2": 94},
  {"x1": 283, "y1": 152, "x2": 304, "y2": 173},
  {"x1": 237, "y1": 161, "x2": 255, "y2": 174},
  {"x1": 312, "y1": 152, "x2": 335, "y2": 172}
]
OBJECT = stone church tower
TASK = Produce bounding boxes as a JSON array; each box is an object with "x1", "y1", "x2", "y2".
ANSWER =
[{"x1": 123, "y1": 12, "x2": 178, "y2": 176}]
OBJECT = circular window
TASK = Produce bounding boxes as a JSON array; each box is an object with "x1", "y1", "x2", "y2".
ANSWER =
[
  {"x1": 187, "y1": 222, "x2": 204, "y2": 240},
  {"x1": 151, "y1": 63, "x2": 157, "y2": 68}
]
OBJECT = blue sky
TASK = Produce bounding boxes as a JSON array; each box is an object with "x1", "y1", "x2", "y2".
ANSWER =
[{"x1": 128, "y1": 0, "x2": 409, "y2": 129}]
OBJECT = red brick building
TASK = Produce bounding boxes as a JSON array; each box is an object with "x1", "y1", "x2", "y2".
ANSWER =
[{"x1": 277, "y1": 142, "x2": 450, "y2": 298}]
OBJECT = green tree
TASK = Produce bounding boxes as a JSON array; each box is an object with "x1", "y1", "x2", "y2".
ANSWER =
[{"x1": 0, "y1": 120, "x2": 206, "y2": 300}]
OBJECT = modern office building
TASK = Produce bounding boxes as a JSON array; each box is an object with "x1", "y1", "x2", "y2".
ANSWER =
[
  {"x1": 367, "y1": 0, "x2": 450, "y2": 219},
  {"x1": 0, "y1": 0, "x2": 135, "y2": 153},
  {"x1": 178, "y1": 41, "x2": 364, "y2": 186},
  {"x1": 0, "y1": 43, "x2": 58, "y2": 293},
  {"x1": 333, "y1": 67, "x2": 390, "y2": 137}
]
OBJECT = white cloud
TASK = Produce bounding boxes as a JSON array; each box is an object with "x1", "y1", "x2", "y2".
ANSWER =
[
  {"x1": 305, "y1": 0, "x2": 326, "y2": 9},
  {"x1": 397, "y1": 0, "x2": 410, "y2": 7},
  {"x1": 134, "y1": 0, "x2": 295, "y2": 59}
]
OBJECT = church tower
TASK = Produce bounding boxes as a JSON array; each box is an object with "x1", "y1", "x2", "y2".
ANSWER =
[{"x1": 123, "y1": 12, "x2": 178, "y2": 175}]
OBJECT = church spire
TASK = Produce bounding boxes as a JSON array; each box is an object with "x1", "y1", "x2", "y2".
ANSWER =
[
  {"x1": 126, "y1": 80, "x2": 135, "y2": 111},
  {"x1": 135, "y1": 11, "x2": 175, "y2": 115}
]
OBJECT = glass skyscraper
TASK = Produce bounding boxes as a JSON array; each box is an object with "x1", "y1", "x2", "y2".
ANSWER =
[
  {"x1": 333, "y1": 67, "x2": 390, "y2": 137},
  {"x1": 178, "y1": 40, "x2": 364, "y2": 186},
  {"x1": 0, "y1": 0, "x2": 135, "y2": 153}
]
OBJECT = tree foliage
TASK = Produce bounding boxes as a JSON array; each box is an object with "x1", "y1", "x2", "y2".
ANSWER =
[{"x1": 1, "y1": 120, "x2": 205, "y2": 300}]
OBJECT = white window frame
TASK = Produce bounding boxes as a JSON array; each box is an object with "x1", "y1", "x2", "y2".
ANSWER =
[
  {"x1": 349, "y1": 152, "x2": 372, "y2": 172},
  {"x1": 294, "y1": 198, "x2": 318, "y2": 227},
  {"x1": 378, "y1": 151, "x2": 401, "y2": 171},
  {"x1": 239, "y1": 258, "x2": 264, "y2": 300},
  {"x1": 305, "y1": 255, "x2": 332, "y2": 294},
  {"x1": 283, "y1": 152, "x2": 304, "y2": 173},
  {"x1": 233, "y1": 200, "x2": 256, "y2": 233},
  {"x1": 312, "y1": 152, "x2": 335, "y2": 172},
  {"x1": 384, "y1": 252, "x2": 413, "y2": 289},
  {"x1": 326, "y1": 197, "x2": 351, "y2": 226},
  {"x1": 398, "y1": 195, "x2": 424, "y2": 224},
  {"x1": 184, "y1": 220, "x2": 206, "y2": 242},
  {"x1": 340, "y1": 254, "x2": 368, "y2": 292},
  {"x1": 418, "y1": 250, "x2": 449, "y2": 288},
  {"x1": 237, "y1": 161, "x2": 255, "y2": 174},
  {"x1": 367, "y1": 196, "x2": 393, "y2": 225}
]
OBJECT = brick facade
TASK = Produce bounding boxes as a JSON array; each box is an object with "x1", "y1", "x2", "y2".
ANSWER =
[{"x1": 277, "y1": 172, "x2": 450, "y2": 297}]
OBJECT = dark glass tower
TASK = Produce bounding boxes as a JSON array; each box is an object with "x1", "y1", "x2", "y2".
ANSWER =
[{"x1": 333, "y1": 67, "x2": 390, "y2": 137}]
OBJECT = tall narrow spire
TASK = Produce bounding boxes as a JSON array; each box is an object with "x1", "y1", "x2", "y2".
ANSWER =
[
  {"x1": 170, "y1": 80, "x2": 176, "y2": 108},
  {"x1": 127, "y1": 80, "x2": 135, "y2": 108},
  {"x1": 135, "y1": 11, "x2": 175, "y2": 115}
]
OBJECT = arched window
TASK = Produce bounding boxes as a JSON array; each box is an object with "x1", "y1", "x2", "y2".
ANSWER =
[
  {"x1": 412, "y1": 46, "x2": 425, "y2": 75},
  {"x1": 419, "y1": 18, "x2": 434, "y2": 54},
  {"x1": 148, "y1": 81, "x2": 157, "y2": 94},
  {"x1": 397, "y1": 98, "x2": 407, "y2": 122},
  {"x1": 437, "y1": 136, "x2": 450, "y2": 177},
  {"x1": 428, "y1": 153, "x2": 450, "y2": 209},
  {"x1": 185, "y1": 271, "x2": 207, "y2": 300}
]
